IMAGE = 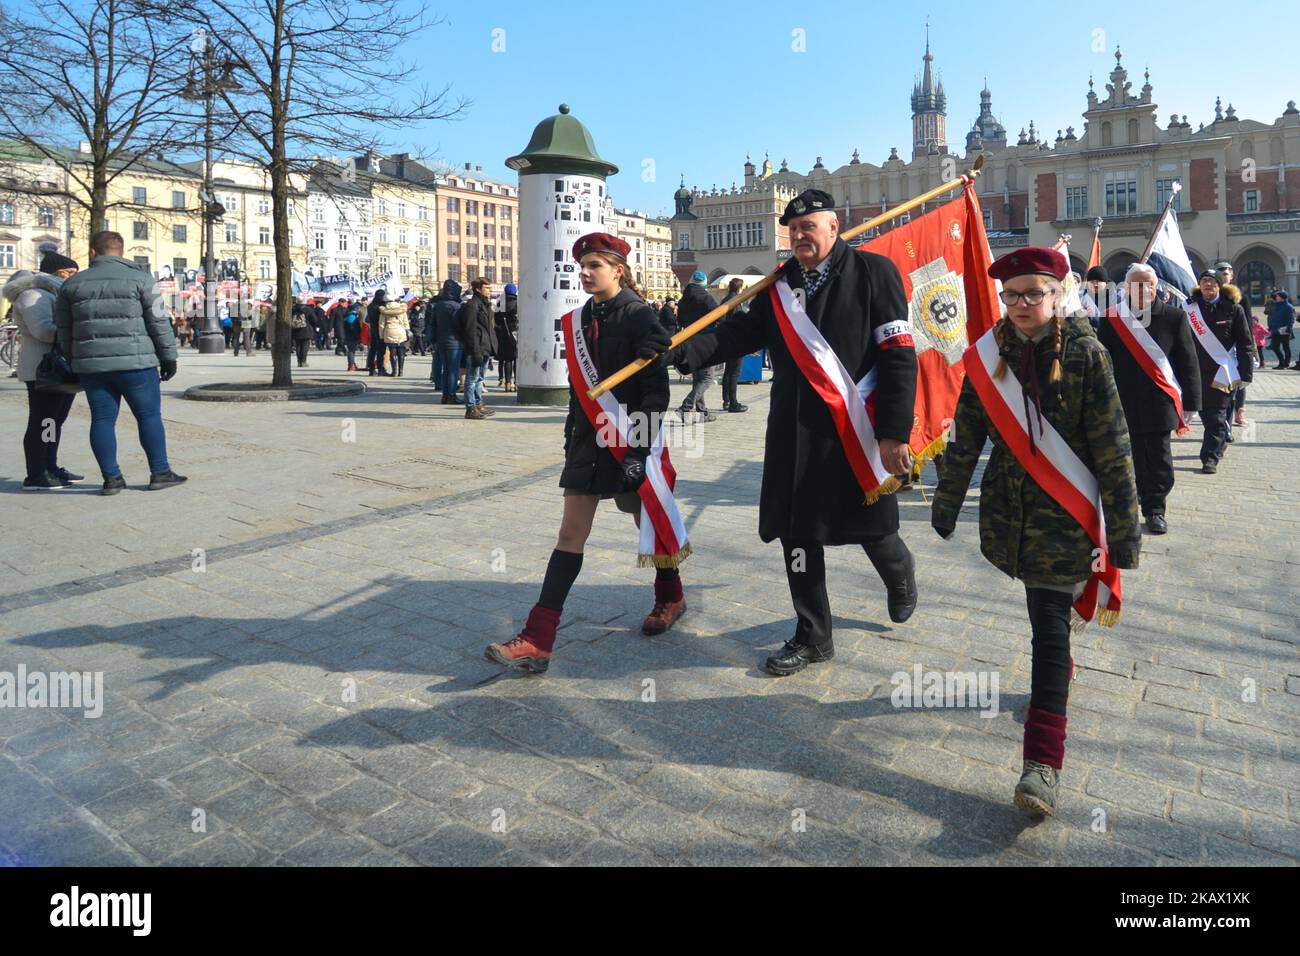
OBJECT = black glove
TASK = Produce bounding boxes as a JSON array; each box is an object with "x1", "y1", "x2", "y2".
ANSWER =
[
  {"x1": 932, "y1": 519, "x2": 954, "y2": 540},
  {"x1": 635, "y1": 326, "x2": 673, "y2": 362},
  {"x1": 159, "y1": 359, "x2": 177, "y2": 382},
  {"x1": 660, "y1": 345, "x2": 688, "y2": 374},
  {"x1": 619, "y1": 452, "x2": 648, "y2": 493}
]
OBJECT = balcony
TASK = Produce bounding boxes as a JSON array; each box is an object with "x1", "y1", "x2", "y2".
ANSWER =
[{"x1": 1050, "y1": 211, "x2": 1197, "y2": 237}]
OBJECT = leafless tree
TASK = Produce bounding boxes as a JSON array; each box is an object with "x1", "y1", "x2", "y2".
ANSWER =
[
  {"x1": 150, "y1": 0, "x2": 467, "y2": 386},
  {"x1": 0, "y1": 0, "x2": 194, "y2": 260}
]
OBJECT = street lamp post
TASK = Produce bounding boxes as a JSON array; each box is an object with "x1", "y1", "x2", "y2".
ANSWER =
[{"x1": 182, "y1": 34, "x2": 238, "y2": 354}]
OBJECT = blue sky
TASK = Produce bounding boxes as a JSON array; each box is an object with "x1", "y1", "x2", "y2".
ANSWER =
[{"x1": 388, "y1": 0, "x2": 1294, "y2": 218}]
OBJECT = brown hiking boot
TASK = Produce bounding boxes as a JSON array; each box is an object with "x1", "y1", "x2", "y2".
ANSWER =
[
  {"x1": 642, "y1": 597, "x2": 686, "y2": 635},
  {"x1": 485, "y1": 634, "x2": 551, "y2": 673},
  {"x1": 465, "y1": 405, "x2": 487, "y2": 420}
]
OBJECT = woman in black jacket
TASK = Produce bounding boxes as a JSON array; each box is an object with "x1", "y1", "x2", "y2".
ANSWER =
[
  {"x1": 486, "y1": 233, "x2": 684, "y2": 674},
  {"x1": 365, "y1": 289, "x2": 387, "y2": 376}
]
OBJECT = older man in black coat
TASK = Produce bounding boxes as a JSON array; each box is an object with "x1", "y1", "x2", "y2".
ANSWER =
[
  {"x1": 1097, "y1": 263, "x2": 1201, "y2": 535},
  {"x1": 1186, "y1": 270, "x2": 1253, "y2": 474},
  {"x1": 667, "y1": 189, "x2": 919, "y2": 675}
]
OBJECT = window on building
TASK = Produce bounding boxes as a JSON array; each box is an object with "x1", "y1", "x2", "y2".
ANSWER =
[
  {"x1": 338, "y1": 233, "x2": 348, "y2": 252},
  {"x1": 37, "y1": 206, "x2": 54, "y2": 227},
  {"x1": 377, "y1": 255, "x2": 389, "y2": 272},
  {"x1": 397, "y1": 228, "x2": 407, "y2": 245},
  {"x1": 313, "y1": 207, "x2": 324, "y2": 223},
  {"x1": 133, "y1": 221, "x2": 148, "y2": 240},
  {"x1": 1155, "y1": 179, "x2": 1181, "y2": 213},
  {"x1": 398, "y1": 257, "x2": 408, "y2": 275},
  {"x1": 501, "y1": 268, "x2": 512, "y2": 284},
  {"x1": 468, "y1": 264, "x2": 479, "y2": 281},
  {"x1": 377, "y1": 226, "x2": 388, "y2": 243},
  {"x1": 678, "y1": 232, "x2": 689, "y2": 249},
  {"x1": 1104, "y1": 170, "x2": 1138, "y2": 216},
  {"x1": 501, "y1": 225, "x2": 511, "y2": 241},
  {"x1": 397, "y1": 202, "x2": 407, "y2": 219},
  {"x1": 258, "y1": 226, "x2": 270, "y2": 245},
  {"x1": 1065, "y1": 186, "x2": 1088, "y2": 219},
  {"x1": 418, "y1": 205, "x2": 428, "y2": 220},
  {"x1": 465, "y1": 200, "x2": 478, "y2": 215},
  {"x1": 0, "y1": 203, "x2": 15, "y2": 225},
  {"x1": 259, "y1": 259, "x2": 271, "y2": 279},
  {"x1": 983, "y1": 210, "x2": 993, "y2": 230},
  {"x1": 484, "y1": 266, "x2": 495, "y2": 281},
  {"x1": 483, "y1": 223, "x2": 494, "y2": 239},
  {"x1": 447, "y1": 241, "x2": 459, "y2": 257},
  {"x1": 467, "y1": 243, "x2": 478, "y2": 258},
  {"x1": 1245, "y1": 190, "x2": 1259, "y2": 212},
  {"x1": 0, "y1": 243, "x2": 14, "y2": 268},
  {"x1": 173, "y1": 257, "x2": 186, "y2": 274},
  {"x1": 446, "y1": 197, "x2": 459, "y2": 213},
  {"x1": 419, "y1": 259, "x2": 430, "y2": 276},
  {"x1": 502, "y1": 245, "x2": 511, "y2": 261},
  {"x1": 173, "y1": 224, "x2": 187, "y2": 243},
  {"x1": 484, "y1": 202, "x2": 495, "y2": 217},
  {"x1": 484, "y1": 246, "x2": 494, "y2": 260},
  {"x1": 172, "y1": 191, "x2": 186, "y2": 209},
  {"x1": 447, "y1": 219, "x2": 459, "y2": 235},
  {"x1": 376, "y1": 198, "x2": 386, "y2": 217},
  {"x1": 465, "y1": 221, "x2": 477, "y2": 237},
  {"x1": 258, "y1": 198, "x2": 270, "y2": 215},
  {"x1": 133, "y1": 255, "x2": 150, "y2": 271},
  {"x1": 132, "y1": 186, "x2": 147, "y2": 205},
  {"x1": 359, "y1": 234, "x2": 369, "y2": 253},
  {"x1": 501, "y1": 207, "x2": 511, "y2": 221},
  {"x1": 447, "y1": 263, "x2": 461, "y2": 281},
  {"x1": 224, "y1": 194, "x2": 238, "y2": 211},
  {"x1": 418, "y1": 231, "x2": 429, "y2": 247},
  {"x1": 225, "y1": 223, "x2": 238, "y2": 242},
  {"x1": 313, "y1": 231, "x2": 325, "y2": 251},
  {"x1": 287, "y1": 200, "x2": 295, "y2": 215}
]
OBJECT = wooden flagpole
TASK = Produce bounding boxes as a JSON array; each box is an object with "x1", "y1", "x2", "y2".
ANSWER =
[{"x1": 586, "y1": 154, "x2": 987, "y2": 400}]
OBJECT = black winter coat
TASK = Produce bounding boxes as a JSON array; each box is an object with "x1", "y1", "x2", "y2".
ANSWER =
[
  {"x1": 1097, "y1": 297, "x2": 1202, "y2": 433},
  {"x1": 494, "y1": 313, "x2": 518, "y2": 362},
  {"x1": 456, "y1": 293, "x2": 498, "y2": 358},
  {"x1": 561, "y1": 289, "x2": 670, "y2": 494},
  {"x1": 1186, "y1": 287, "x2": 1253, "y2": 409},
  {"x1": 679, "y1": 238, "x2": 918, "y2": 544},
  {"x1": 678, "y1": 282, "x2": 715, "y2": 328}
]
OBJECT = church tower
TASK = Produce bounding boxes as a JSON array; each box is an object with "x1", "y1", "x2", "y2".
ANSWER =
[{"x1": 911, "y1": 27, "x2": 948, "y2": 159}]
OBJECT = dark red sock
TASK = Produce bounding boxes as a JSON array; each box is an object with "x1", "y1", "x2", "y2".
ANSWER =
[
  {"x1": 520, "y1": 605, "x2": 561, "y2": 652},
  {"x1": 1023, "y1": 706, "x2": 1068, "y2": 770},
  {"x1": 654, "y1": 574, "x2": 683, "y2": 604}
]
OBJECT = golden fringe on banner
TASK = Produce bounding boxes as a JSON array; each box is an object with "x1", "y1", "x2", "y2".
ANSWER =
[
  {"x1": 908, "y1": 432, "x2": 952, "y2": 481},
  {"x1": 1095, "y1": 608, "x2": 1121, "y2": 628},
  {"x1": 638, "y1": 541, "x2": 693, "y2": 569}
]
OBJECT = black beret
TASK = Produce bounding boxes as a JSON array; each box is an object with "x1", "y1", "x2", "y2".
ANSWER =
[{"x1": 780, "y1": 189, "x2": 836, "y2": 225}]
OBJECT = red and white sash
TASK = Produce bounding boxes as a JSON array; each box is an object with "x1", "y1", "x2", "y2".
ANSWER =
[
  {"x1": 963, "y1": 327, "x2": 1122, "y2": 626},
  {"x1": 1185, "y1": 301, "x2": 1239, "y2": 393},
  {"x1": 1105, "y1": 299, "x2": 1188, "y2": 436},
  {"x1": 561, "y1": 309, "x2": 691, "y2": 568},
  {"x1": 768, "y1": 276, "x2": 908, "y2": 504}
]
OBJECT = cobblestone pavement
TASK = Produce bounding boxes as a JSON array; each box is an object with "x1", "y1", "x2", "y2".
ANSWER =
[{"x1": 1, "y1": 349, "x2": 1297, "y2": 866}]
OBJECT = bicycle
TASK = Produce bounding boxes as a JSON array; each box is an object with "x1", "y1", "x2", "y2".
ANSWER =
[{"x1": 0, "y1": 324, "x2": 19, "y2": 376}]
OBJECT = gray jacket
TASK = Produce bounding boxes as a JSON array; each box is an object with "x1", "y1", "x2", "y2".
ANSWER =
[
  {"x1": 3, "y1": 270, "x2": 63, "y2": 382},
  {"x1": 55, "y1": 255, "x2": 177, "y2": 374}
]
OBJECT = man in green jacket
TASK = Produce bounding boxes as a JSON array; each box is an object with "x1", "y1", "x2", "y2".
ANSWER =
[{"x1": 54, "y1": 230, "x2": 186, "y2": 496}]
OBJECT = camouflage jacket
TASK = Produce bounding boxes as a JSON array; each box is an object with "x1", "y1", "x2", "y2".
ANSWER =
[{"x1": 932, "y1": 315, "x2": 1141, "y2": 587}]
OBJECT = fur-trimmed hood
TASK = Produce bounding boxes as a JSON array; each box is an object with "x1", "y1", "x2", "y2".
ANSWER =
[
  {"x1": 1189, "y1": 283, "x2": 1242, "y2": 306},
  {"x1": 3, "y1": 269, "x2": 62, "y2": 302}
]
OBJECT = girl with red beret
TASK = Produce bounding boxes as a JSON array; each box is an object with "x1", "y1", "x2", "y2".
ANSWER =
[
  {"x1": 486, "y1": 232, "x2": 688, "y2": 674},
  {"x1": 931, "y1": 246, "x2": 1140, "y2": 817}
]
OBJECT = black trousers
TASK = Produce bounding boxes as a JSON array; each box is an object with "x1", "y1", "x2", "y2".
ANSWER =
[
  {"x1": 721, "y1": 357, "x2": 741, "y2": 408},
  {"x1": 23, "y1": 382, "x2": 75, "y2": 480},
  {"x1": 295, "y1": 340, "x2": 310, "y2": 366},
  {"x1": 1271, "y1": 333, "x2": 1292, "y2": 366},
  {"x1": 1130, "y1": 428, "x2": 1174, "y2": 516},
  {"x1": 1200, "y1": 404, "x2": 1231, "y2": 465},
  {"x1": 780, "y1": 533, "x2": 912, "y2": 649},
  {"x1": 1025, "y1": 587, "x2": 1073, "y2": 715}
]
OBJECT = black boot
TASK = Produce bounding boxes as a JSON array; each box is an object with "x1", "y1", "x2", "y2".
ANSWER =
[
  {"x1": 764, "y1": 639, "x2": 834, "y2": 677},
  {"x1": 864, "y1": 535, "x2": 918, "y2": 623}
]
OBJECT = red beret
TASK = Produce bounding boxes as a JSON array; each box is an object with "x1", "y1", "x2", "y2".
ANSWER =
[
  {"x1": 988, "y1": 246, "x2": 1069, "y2": 283},
  {"x1": 572, "y1": 232, "x2": 630, "y2": 263}
]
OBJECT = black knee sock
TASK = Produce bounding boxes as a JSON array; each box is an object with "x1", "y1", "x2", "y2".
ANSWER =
[{"x1": 538, "y1": 549, "x2": 583, "y2": 612}]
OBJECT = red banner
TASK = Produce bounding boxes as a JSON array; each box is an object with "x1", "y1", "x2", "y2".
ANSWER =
[{"x1": 860, "y1": 184, "x2": 1001, "y2": 470}]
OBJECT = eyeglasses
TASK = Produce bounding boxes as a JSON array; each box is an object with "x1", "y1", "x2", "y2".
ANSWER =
[{"x1": 998, "y1": 289, "x2": 1052, "y2": 306}]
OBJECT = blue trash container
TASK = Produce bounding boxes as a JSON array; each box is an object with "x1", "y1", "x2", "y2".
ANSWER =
[{"x1": 739, "y1": 350, "x2": 765, "y2": 384}]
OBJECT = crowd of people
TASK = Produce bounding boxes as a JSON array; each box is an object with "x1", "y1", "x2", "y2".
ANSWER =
[{"x1": 2, "y1": 203, "x2": 1283, "y2": 822}]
